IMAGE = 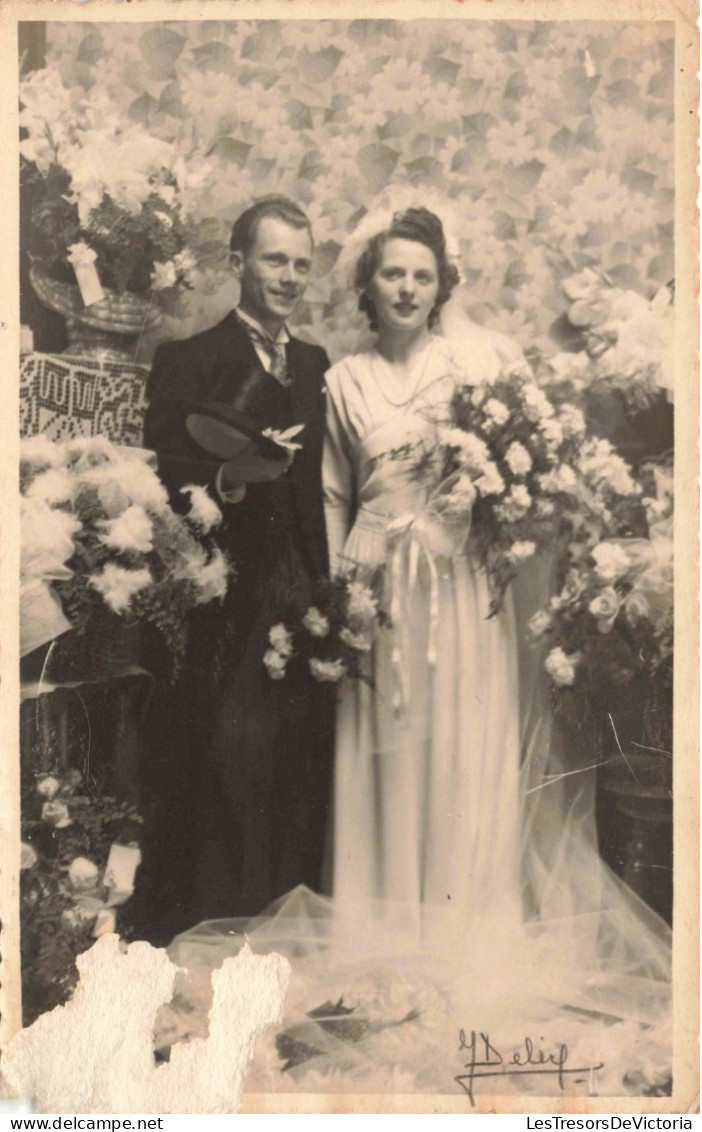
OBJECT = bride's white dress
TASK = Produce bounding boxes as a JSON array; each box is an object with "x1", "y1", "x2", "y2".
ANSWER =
[
  {"x1": 323, "y1": 336, "x2": 521, "y2": 930},
  {"x1": 160, "y1": 332, "x2": 672, "y2": 1098}
]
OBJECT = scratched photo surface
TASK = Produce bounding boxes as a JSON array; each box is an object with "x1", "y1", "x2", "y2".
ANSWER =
[{"x1": 6, "y1": 4, "x2": 697, "y2": 1114}]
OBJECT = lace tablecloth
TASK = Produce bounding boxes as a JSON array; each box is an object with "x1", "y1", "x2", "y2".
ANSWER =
[{"x1": 20, "y1": 350, "x2": 149, "y2": 444}]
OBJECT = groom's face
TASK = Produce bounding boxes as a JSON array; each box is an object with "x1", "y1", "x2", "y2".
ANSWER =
[{"x1": 234, "y1": 217, "x2": 313, "y2": 335}]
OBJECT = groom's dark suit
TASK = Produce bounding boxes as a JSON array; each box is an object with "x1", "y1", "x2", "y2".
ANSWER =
[{"x1": 139, "y1": 312, "x2": 333, "y2": 938}]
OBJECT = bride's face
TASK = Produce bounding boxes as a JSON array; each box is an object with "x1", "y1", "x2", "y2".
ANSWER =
[{"x1": 368, "y1": 238, "x2": 440, "y2": 333}]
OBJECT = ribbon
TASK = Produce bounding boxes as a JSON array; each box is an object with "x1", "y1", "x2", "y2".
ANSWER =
[
  {"x1": 67, "y1": 242, "x2": 105, "y2": 307},
  {"x1": 384, "y1": 504, "x2": 471, "y2": 716}
]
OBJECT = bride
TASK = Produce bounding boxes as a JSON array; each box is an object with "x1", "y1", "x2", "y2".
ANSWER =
[
  {"x1": 324, "y1": 206, "x2": 522, "y2": 928},
  {"x1": 163, "y1": 207, "x2": 671, "y2": 1096}
]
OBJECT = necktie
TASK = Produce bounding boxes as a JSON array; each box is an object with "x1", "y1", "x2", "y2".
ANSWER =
[{"x1": 236, "y1": 313, "x2": 290, "y2": 386}]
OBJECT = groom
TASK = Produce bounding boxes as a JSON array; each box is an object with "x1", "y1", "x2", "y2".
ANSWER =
[{"x1": 139, "y1": 196, "x2": 333, "y2": 940}]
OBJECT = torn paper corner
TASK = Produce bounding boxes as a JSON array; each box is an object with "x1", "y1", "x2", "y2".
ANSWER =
[{"x1": 1, "y1": 934, "x2": 290, "y2": 1115}]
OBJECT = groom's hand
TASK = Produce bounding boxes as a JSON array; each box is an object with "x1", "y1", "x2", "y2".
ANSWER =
[{"x1": 220, "y1": 446, "x2": 293, "y2": 491}]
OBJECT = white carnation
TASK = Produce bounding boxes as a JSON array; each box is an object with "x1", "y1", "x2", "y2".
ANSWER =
[
  {"x1": 505, "y1": 441, "x2": 532, "y2": 476},
  {"x1": 25, "y1": 468, "x2": 74, "y2": 506},
  {"x1": 346, "y1": 581, "x2": 378, "y2": 623},
  {"x1": 194, "y1": 549, "x2": 229, "y2": 604},
  {"x1": 98, "y1": 505, "x2": 154, "y2": 554},
  {"x1": 591, "y1": 541, "x2": 631, "y2": 583},
  {"x1": 181, "y1": 484, "x2": 223, "y2": 533},
  {"x1": 88, "y1": 564, "x2": 152, "y2": 614}
]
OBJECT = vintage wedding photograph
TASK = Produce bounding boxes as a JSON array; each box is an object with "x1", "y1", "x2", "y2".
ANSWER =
[{"x1": 6, "y1": 4, "x2": 698, "y2": 1114}]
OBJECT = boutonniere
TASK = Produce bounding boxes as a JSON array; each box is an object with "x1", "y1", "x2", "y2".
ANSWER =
[{"x1": 261, "y1": 424, "x2": 305, "y2": 452}]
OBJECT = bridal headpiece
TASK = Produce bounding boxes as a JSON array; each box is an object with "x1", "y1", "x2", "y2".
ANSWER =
[{"x1": 336, "y1": 187, "x2": 465, "y2": 287}]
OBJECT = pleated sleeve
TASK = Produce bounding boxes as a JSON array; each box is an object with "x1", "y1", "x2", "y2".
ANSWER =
[{"x1": 323, "y1": 364, "x2": 357, "y2": 575}]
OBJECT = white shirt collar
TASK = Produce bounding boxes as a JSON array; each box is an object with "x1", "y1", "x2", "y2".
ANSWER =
[{"x1": 235, "y1": 306, "x2": 290, "y2": 345}]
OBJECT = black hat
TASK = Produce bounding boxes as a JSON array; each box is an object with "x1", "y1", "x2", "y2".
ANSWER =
[{"x1": 184, "y1": 361, "x2": 291, "y2": 460}]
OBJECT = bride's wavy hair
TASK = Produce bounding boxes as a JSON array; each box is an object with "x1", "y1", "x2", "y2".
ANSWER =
[{"x1": 355, "y1": 207, "x2": 460, "y2": 332}]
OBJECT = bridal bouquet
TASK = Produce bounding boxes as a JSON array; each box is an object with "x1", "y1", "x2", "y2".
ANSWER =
[
  {"x1": 21, "y1": 435, "x2": 231, "y2": 673},
  {"x1": 20, "y1": 68, "x2": 202, "y2": 297},
  {"x1": 409, "y1": 359, "x2": 642, "y2": 616},
  {"x1": 543, "y1": 269, "x2": 674, "y2": 410},
  {"x1": 532, "y1": 460, "x2": 673, "y2": 757},
  {"x1": 264, "y1": 573, "x2": 386, "y2": 686}
]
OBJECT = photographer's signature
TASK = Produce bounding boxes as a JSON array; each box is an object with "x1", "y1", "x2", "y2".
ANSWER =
[{"x1": 455, "y1": 1029, "x2": 604, "y2": 1105}]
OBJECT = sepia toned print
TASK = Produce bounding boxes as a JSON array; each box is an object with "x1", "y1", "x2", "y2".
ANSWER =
[{"x1": 2, "y1": 0, "x2": 698, "y2": 1115}]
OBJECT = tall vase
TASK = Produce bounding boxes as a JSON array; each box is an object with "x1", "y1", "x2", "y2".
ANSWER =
[
  {"x1": 600, "y1": 750, "x2": 673, "y2": 924},
  {"x1": 30, "y1": 267, "x2": 161, "y2": 363}
]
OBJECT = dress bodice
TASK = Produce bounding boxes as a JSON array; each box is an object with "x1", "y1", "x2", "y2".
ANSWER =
[{"x1": 323, "y1": 334, "x2": 503, "y2": 570}]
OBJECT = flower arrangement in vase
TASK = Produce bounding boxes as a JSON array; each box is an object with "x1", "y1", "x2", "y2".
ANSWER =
[
  {"x1": 20, "y1": 764, "x2": 143, "y2": 1025},
  {"x1": 531, "y1": 458, "x2": 673, "y2": 784},
  {"x1": 20, "y1": 68, "x2": 207, "y2": 357},
  {"x1": 20, "y1": 434, "x2": 232, "y2": 680}
]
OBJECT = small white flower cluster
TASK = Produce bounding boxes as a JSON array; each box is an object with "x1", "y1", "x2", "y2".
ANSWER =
[{"x1": 264, "y1": 580, "x2": 380, "y2": 685}]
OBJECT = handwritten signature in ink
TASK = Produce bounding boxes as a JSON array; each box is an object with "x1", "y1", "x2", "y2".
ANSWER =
[{"x1": 454, "y1": 1029, "x2": 604, "y2": 1105}]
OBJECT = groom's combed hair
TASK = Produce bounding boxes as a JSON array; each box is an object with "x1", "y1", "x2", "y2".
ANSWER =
[
  {"x1": 355, "y1": 207, "x2": 460, "y2": 331},
  {"x1": 230, "y1": 196, "x2": 313, "y2": 255}
]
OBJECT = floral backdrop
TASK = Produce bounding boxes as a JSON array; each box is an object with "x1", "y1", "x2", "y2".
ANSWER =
[{"x1": 31, "y1": 18, "x2": 674, "y2": 362}]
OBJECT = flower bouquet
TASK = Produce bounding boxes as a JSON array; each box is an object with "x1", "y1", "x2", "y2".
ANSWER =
[
  {"x1": 21, "y1": 434, "x2": 231, "y2": 680},
  {"x1": 402, "y1": 358, "x2": 643, "y2": 617},
  {"x1": 531, "y1": 460, "x2": 673, "y2": 773},
  {"x1": 264, "y1": 573, "x2": 386, "y2": 686},
  {"x1": 20, "y1": 764, "x2": 142, "y2": 1025},
  {"x1": 20, "y1": 68, "x2": 206, "y2": 353}
]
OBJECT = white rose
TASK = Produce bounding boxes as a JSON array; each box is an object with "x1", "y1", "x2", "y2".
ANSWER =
[
  {"x1": 483, "y1": 398, "x2": 510, "y2": 426},
  {"x1": 268, "y1": 623, "x2": 294, "y2": 658},
  {"x1": 346, "y1": 582, "x2": 378, "y2": 623},
  {"x1": 339, "y1": 626, "x2": 372, "y2": 653},
  {"x1": 505, "y1": 441, "x2": 532, "y2": 476},
  {"x1": 302, "y1": 607, "x2": 330, "y2": 638},
  {"x1": 68, "y1": 857, "x2": 101, "y2": 891},
  {"x1": 509, "y1": 540, "x2": 536, "y2": 564},
  {"x1": 41, "y1": 800, "x2": 72, "y2": 829},
  {"x1": 544, "y1": 647, "x2": 579, "y2": 687},
  {"x1": 474, "y1": 464, "x2": 506, "y2": 497},
  {"x1": 263, "y1": 648, "x2": 287, "y2": 680},
  {"x1": 558, "y1": 405, "x2": 587, "y2": 439},
  {"x1": 21, "y1": 842, "x2": 38, "y2": 870},
  {"x1": 624, "y1": 591, "x2": 650, "y2": 624},
  {"x1": 521, "y1": 384, "x2": 555, "y2": 422},
  {"x1": 36, "y1": 774, "x2": 60, "y2": 799},
  {"x1": 538, "y1": 418, "x2": 564, "y2": 449},
  {"x1": 309, "y1": 657, "x2": 347, "y2": 683},
  {"x1": 588, "y1": 586, "x2": 621, "y2": 632},
  {"x1": 528, "y1": 610, "x2": 552, "y2": 638},
  {"x1": 591, "y1": 541, "x2": 631, "y2": 583}
]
